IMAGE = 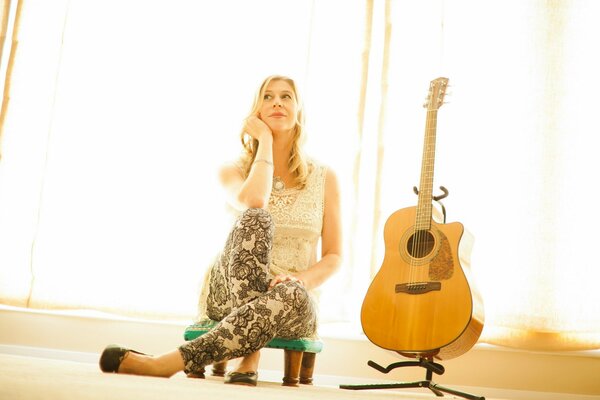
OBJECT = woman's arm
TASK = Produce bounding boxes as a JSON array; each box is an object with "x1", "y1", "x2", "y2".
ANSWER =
[
  {"x1": 219, "y1": 117, "x2": 274, "y2": 211},
  {"x1": 270, "y1": 168, "x2": 343, "y2": 291}
]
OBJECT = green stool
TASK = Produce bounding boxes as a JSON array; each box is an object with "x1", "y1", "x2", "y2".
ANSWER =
[{"x1": 184, "y1": 319, "x2": 323, "y2": 386}]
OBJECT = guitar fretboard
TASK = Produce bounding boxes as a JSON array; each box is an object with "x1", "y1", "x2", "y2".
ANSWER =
[{"x1": 415, "y1": 108, "x2": 438, "y2": 231}]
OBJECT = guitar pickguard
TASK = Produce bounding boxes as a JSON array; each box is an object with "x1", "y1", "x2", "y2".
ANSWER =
[{"x1": 429, "y1": 230, "x2": 454, "y2": 280}]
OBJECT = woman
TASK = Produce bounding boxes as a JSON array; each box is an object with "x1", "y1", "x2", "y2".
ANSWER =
[{"x1": 99, "y1": 75, "x2": 343, "y2": 386}]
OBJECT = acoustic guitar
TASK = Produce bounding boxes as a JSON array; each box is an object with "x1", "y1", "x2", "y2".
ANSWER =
[{"x1": 360, "y1": 77, "x2": 484, "y2": 360}]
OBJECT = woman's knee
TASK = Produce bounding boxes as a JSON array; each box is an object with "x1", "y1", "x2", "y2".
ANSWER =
[
  {"x1": 280, "y1": 281, "x2": 312, "y2": 310},
  {"x1": 233, "y1": 208, "x2": 274, "y2": 240},
  {"x1": 239, "y1": 208, "x2": 273, "y2": 228},
  {"x1": 273, "y1": 281, "x2": 316, "y2": 336}
]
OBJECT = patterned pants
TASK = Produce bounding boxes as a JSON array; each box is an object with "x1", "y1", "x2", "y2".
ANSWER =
[{"x1": 178, "y1": 208, "x2": 317, "y2": 375}]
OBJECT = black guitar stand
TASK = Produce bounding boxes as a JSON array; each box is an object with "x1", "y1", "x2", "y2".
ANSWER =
[{"x1": 339, "y1": 356, "x2": 485, "y2": 400}]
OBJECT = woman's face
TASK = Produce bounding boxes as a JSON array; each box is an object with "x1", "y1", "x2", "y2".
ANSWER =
[{"x1": 258, "y1": 79, "x2": 298, "y2": 134}]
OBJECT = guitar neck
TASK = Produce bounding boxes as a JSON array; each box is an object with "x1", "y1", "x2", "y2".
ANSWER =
[
  {"x1": 415, "y1": 108, "x2": 438, "y2": 230},
  {"x1": 414, "y1": 77, "x2": 448, "y2": 230}
]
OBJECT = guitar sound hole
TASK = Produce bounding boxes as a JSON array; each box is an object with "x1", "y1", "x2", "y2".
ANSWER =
[{"x1": 407, "y1": 230, "x2": 435, "y2": 258}]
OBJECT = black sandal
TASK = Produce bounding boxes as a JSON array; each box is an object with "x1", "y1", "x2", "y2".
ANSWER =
[
  {"x1": 99, "y1": 344, "x2": 147, "y2": 373},
  {"x1": 224, "y1": 371, "x2": 258, "y2": 386}
]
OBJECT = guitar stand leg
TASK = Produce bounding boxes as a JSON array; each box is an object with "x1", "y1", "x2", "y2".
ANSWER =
[
  {"x1": 430, "y1": 383, "x2": 485, "y2": 400},
  {"x1": 339, "y1": 357, "x2": 485, "y2": 400}
]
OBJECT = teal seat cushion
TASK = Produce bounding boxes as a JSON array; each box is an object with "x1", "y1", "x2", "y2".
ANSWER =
[{"x1": 184, "y1": 319, "x2": 323, "y2": 353}]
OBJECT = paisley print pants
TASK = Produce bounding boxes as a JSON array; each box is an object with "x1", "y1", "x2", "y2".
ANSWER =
[{"x1": 178, "y1": 208, "x2": 317, "y2": 375}]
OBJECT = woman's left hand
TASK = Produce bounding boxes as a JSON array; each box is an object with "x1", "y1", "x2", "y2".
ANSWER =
[{"x1": 269, "y1": 274, "x2": 304, "y2": 289}]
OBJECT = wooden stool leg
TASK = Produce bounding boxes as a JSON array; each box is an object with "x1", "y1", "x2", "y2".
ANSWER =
[
  {"x1": 212, "y1": 361, "x2": 227, "y2": 377},
  {"x1": 299, "y1": 352, "x2": 316, "y2": 385},
  {"x1": 282, "y1": 350, "x2": 303, "y2": 387}
]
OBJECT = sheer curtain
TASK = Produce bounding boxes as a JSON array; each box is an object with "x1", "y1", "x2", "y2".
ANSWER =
[
  {"x1": 0, "y1": 0, "x2": 364, "y2": 320},
  {"x1": 1, "y1": 0, "x2": 599, "y2": 352},
  {"x1": 372, "y1": 0, "x2": 600, "y2": 351}
]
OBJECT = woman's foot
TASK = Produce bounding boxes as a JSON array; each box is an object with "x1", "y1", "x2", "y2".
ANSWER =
[
  {"x1": 234, "y1": 350, "x2": 260, "y2": 373},
  {"x1": 99, "y1": 345, "x2": 147, "y2": 373},
  {"x1": 99, "y1": 345, "x2": 184, "y2": 378},
  {"x1": 224, "y1": 351, "x2": 260, "y2": 386},
  {"x1": 224, "y1": 371, "x2": 258, "y2": 386},
  {"x1": 115, "y1": 350, "x2": 155, "y2": 375}
]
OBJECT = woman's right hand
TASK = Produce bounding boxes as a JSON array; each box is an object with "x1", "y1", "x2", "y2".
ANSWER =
[{"x1": 244, "y1": 115, "x2": 273, "y2": 142}]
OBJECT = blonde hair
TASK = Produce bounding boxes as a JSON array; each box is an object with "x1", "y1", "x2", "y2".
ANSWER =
[{"x1": 239, "y1": 75, "x2": 310, "y2": 188}]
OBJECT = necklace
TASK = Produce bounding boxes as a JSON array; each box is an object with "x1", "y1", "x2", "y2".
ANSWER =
[{"x1": 273, "y1": 176, "x2": 286, "y2": 192}]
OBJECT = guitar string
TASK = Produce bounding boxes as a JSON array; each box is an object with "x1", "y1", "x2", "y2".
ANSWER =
[
  {"x1": 418, "y1": 110, "x2": 433, "y2": 285},
  {"x1": 413, "y1": 86, "x2": 429, "y2": 285},
  {"x1": 408, "y1": 78, "x2": 445, "y2": 292},
  {"x1": 412, "y1": 108, "x2": 426, "y2": 285},
  {"x1": 411, "y1": 92, "x2": 428, "y2": 286},
  {"x1": 411, "y1": 107, "x2": 429, "y2": 285},
  {"x1": 412, "y1": 91, "x2": 438, "y2": 287}
]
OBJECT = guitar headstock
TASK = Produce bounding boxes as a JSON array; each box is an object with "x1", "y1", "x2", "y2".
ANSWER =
[{"x1": 424, "y1": 77, "x2": 449, "y2": 111}]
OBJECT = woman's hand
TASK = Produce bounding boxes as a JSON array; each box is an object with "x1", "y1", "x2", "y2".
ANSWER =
[
  {"x1": 269, "y1": 274, "x2": 304, "y2": 289},
  {"x1": 244, "y1": 116, "x2": 272, "y2": 142}
]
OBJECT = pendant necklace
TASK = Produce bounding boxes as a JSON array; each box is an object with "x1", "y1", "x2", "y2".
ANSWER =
[{"x1": 273, "y1": 176, "x2": 286, "y2": 192}]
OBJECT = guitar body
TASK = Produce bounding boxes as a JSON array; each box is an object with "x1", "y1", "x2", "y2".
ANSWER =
[
  {"x1": 360, "y1": 77, "x2": 483, "y2": 360},
  {"x1": 361, "y1": 206, "x2": 484, "y2": 360}
]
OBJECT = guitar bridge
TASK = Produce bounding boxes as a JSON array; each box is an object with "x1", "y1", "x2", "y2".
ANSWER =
[{"x1": 395, "y1": 282, "x2": 441, "y2": 295}]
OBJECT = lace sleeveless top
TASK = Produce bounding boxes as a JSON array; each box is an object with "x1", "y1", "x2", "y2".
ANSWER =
[
  {"x1": 196, "y1": 161, "x2": 327, "y2": 321},
  {"x1": 267, "y1": 162, "x2": 327, "y2": 277}
]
